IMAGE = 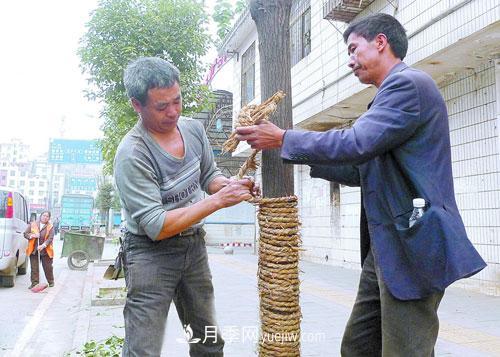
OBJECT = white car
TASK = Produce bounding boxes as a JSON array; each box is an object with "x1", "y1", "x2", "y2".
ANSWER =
[{"x1": 0, "y1": 187, "x2": 29, "y2": 287}]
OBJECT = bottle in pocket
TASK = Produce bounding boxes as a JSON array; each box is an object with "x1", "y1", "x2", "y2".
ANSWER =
[{"x1": 409, "y1": 198, "x2": 426, "y2": 228}]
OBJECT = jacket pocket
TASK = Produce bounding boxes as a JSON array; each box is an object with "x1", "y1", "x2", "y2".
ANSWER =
[{"x1": 394, "y1": 205, "x2": 447, "y2": 290}]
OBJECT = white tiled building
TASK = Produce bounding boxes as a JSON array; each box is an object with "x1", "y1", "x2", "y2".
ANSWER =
[{"x1": 219, "y1": 0, "x2": 500, "y2": 295}]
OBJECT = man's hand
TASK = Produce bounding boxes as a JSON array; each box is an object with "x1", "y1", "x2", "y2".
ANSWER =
[
  {"x1": 213, "y1": 179, "x2": 253, "y2": 208},
  {"x1": 30, "y1": 233, "x2": 39, "y2": 240},
  {"x1": 235, "y1": 120, "x2": 286, "y2": 150},
  {"x1": 231, "y1": 176, "x2": 260, "y2": 197},
  {"x1": 37, "y1": 243, "x2": 46, "y2": 252}
]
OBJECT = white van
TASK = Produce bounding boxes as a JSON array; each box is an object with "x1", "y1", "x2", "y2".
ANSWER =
[{"x1": 0, "y1": 187, "x2": 29, "y2": 287}]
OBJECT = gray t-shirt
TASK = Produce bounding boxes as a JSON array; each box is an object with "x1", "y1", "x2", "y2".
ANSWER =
[{"x1": 114, "y1": 117, "x2": 222, "y2": 240}]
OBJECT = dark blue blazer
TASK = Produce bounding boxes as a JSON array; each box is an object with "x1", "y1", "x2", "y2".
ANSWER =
[{"x1": 281, "y1": 62, "x2": 486, "y2": 300}]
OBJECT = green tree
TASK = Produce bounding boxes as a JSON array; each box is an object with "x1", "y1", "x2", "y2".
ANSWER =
[
  {"x1": 95, "y1": 179, "x2": 121, "y2": 234},
  {"x1": 213, "y1": 0, "x2": 233, "y2": 44},
  {"x1": 79, "y1": 0, "x2": 211, "y2": 173},
  {"x1": 212, "y1": 0, "x2": 247, "y2": 46}
]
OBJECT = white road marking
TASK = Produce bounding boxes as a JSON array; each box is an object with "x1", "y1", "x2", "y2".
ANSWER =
[{"x1": 10, "y1": 270, "x2": 68, "y2": 357}]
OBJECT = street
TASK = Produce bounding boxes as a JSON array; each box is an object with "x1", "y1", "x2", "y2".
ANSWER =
[{"x1": 1, "y1": 237, "x2": 500, "y2": 356}]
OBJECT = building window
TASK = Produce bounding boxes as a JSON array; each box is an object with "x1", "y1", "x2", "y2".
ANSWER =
[
  {"x1": 290, "y1": 0, "x2": 311, "y2": 66},
  {"x1": 29, "y1": 190, "x2": 34, "y2": 195},
  {"x1": 39, "y1": 182, "x2": 45, "y2": 187},
  {"x1": 10, "y1": 170, "x2": 15, "y2": 176},
  {"x1": 241, "y1": 42, "x2": 256, "y2": 107}
]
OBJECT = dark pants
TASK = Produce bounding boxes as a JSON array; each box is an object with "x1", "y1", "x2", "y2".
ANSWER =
[
  {"x1": 122, "y1": 231, "x2": 224, "y2": 357},
  {"x1": 29, "y1": 252, "x2": 54, "y2": 285},
  {"x1": 341, "y1": 249, "x2": 443, "y2": 357}
]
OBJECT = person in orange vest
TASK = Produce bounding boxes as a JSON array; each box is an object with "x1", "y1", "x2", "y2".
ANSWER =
[{"x1": 24, "y1": 211, "x2": 55, "y2": 288}]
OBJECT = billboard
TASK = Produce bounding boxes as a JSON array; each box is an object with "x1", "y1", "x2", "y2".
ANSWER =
[
  {"x1": 48, "y1": 139, "x2": 102, "y2": 164},
  {"x1": 65, "y1": 176, "x2": 97, "y2": 192}
]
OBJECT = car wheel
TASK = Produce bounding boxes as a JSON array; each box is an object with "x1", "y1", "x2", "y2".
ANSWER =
[
  {"x1": 1, "y1": 275, "x2": 15, "y2": 288},
  {"x1": 67, "y1": 250, "x2": 90, "y2": 270},
  {"x1": 18, "y1": 257, "x2": 28, "y2": 275}
]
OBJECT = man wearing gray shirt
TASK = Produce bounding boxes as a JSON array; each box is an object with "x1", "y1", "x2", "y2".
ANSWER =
[{"x1": 114, "y1": 57, "x2": 254, "y2": 356}]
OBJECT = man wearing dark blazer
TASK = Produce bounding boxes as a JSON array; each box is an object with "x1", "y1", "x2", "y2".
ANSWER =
[{"x1": 236, "y1": 13, "x2": 486, "y2": 356}]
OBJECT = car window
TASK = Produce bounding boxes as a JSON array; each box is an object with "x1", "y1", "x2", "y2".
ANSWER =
[
  {"x1": 14, "y1": 192, "x2": 27, "y2": 221},
  {"x1": 0, "y1": 191, "x2": 7, "y2": 218}
]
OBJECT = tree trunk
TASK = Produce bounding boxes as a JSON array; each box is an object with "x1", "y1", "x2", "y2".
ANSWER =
[{"x1": 250, "y1": 0, "x2": 294, "y2": 198}]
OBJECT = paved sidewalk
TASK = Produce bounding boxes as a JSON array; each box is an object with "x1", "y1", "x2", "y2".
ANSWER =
[{"x1": 69, "y1": 246, "x2": 500, "y2": 356}]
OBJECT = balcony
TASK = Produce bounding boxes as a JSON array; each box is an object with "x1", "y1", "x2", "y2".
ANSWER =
[{"x1": 323, "y1": 0, "x2": 376, "y2": 23}]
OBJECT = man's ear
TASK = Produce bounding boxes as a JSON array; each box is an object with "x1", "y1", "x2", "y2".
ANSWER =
[
  {"x1": 375, "y1": 33, "x2": 389, "y2": 53},
  {"x1": 130, "y1": 98, "x2": 142, "y2": 113}
]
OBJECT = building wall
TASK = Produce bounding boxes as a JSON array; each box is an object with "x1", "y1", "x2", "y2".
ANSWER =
[
  {"x1": 442, "y1": 61, "x2": 500, "y2": 295},
  {"x1": 292, "y1": 0, "x2": 500, "y2": 124},
  {"x1": 231, "y1": 35, "x2": 261, "y2": 117}
]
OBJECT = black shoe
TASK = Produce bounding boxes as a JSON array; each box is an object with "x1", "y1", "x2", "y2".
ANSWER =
[
  {"x1": 49, "y1": 282, "x2": 54, "y2": 287},
  {"x1": 28, "y1": 283, "x2": 38, "y2": 289}
]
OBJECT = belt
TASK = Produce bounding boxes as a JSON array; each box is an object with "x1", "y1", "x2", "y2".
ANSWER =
[{"x1": 177, "y1": 227, "x2": 202, "y2": 237}]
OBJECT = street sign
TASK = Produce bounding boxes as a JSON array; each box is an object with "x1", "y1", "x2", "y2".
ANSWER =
[{"x1": 48, "y1": 139, "x2": 102, "y2": 164}]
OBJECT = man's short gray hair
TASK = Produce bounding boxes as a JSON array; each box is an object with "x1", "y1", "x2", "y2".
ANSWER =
[{"x1": 123, "y1": 57, "x2": 180, "y2": 105}]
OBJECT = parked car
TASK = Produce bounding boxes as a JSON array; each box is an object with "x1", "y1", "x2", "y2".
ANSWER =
[{"x1": 0, "y1": 187, "x2": 29, "y2": 287}]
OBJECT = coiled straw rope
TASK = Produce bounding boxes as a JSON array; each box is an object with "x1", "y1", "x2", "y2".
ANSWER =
[
  {"x1": 258, "y1": 196, "x2": 301, "y2": 357},
  {"x1": 222, "y1": 92, "x2": 302, "y2": 356}
]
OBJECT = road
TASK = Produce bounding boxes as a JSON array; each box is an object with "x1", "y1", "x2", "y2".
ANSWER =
[{"x1": 0, "y1": 235, "x2": 118, "y2": 357}]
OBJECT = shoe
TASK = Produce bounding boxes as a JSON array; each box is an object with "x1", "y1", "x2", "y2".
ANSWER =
[
  {"x1": 28, "y1": 283, "x2": 38, "y2": 289},
  {"x1": 49, "y1": 283, "x2": 54, "y2": 287}
]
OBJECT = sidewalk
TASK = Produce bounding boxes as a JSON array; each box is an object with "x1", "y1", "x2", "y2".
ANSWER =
[{"x1": 70, "y1": 245, "x2": 500, "y2": 356}]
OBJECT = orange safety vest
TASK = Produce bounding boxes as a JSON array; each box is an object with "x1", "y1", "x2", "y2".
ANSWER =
[{"x1": 26, "y1": 222, "x2": 54, "y2": 258}]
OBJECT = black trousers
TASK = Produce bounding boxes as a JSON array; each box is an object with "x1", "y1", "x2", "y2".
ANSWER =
[{"x1": 341, "y1": 249, "x2": 443, "y2": 357}]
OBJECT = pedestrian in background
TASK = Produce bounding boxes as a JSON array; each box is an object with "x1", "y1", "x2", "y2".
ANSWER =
[
  {"x1": 53, "y1": 217, "x2": 60, "y2": 235},
  {"x1": 115, "y1": 57, "x2": 255, "y2": 356},
  {"x1": 24, "y1": 210, "x2": 55, "y2": 288},
  {"x1": 236, "y1": 13, "x2": 486, "y2": 356}
]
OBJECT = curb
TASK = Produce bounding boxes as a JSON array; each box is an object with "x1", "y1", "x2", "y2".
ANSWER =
[{"x1": 70, "y1": 262, "x2": 95, "y2": 354}]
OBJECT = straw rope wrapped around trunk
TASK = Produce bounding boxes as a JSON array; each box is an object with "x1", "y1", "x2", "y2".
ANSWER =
[
  {"x1": 221, "y1": 91, "x2": 302, "y2": 356},
  {"x1": 257, "y1": 196, "x2": 301, "y2": 356}
]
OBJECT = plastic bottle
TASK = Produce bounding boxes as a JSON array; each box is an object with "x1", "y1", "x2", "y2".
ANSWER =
[{"x1": 409, "y1": 198, "x2": 426, "y2": 228}]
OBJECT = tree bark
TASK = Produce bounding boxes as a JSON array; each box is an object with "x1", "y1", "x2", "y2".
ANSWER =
[{"x1": 249, "y1": 0, "x2": 294, "y2": 198}]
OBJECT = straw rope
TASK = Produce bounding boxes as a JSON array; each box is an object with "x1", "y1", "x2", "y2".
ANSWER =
[
  {"x1": 257, "y1": 196, "x2": 301, "y2": 356},
  {"x1": 222, "y1": 91, "x2": 286, "y2": 180}
]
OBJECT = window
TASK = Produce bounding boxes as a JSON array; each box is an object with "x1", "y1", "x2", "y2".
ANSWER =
[
  {"x1": 10, "y1": 170, "x2": 15, "y2": 176},
  {"x1": 39, "y1": 182, "x2": 45, "y2": 187},
  {"x1": 14, "y1": 193, "x2": 27, "y2": 221},
  {"x1": 9, "y1": 180, "x2": 14, "y2": 186},
  {"x1": 290, "y1": 0, "x2": 311, "y2": 66},
  {"x1": 241, "y1": 42, "x2": 256, "y2": 107},
  {"x1": 39, "y1": 191, "x2": 44, "y2": 196}
]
